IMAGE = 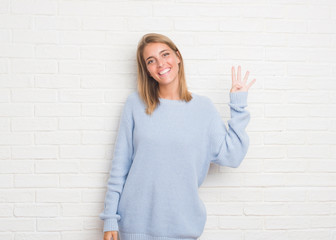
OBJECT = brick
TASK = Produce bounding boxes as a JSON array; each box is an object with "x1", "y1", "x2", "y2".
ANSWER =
[
  {"x1": 206, "y1": 203, "x2": 243, "y2": 215},
  {"x1": 82, "y1": 46, "x2": 133, "y2": 61},
  {"x1": 220, "y1": 19, "x2": 264, "y2": 32},
  {"x1": 14, "y1": 175, "x2": 59, "y2": 188},
  {"x1": 35, "y1": 16, "x2": 80, "y2": 30},
  {"x1": 35, "y1": 160, "x2": 79, "y2": 173},
  {"x1": 0, "y1": 44, "x2": 33, "y2": 58},
  {"x1": 309, "y1": 20, "x2": 336, "y2": 33},
  {"x1": 35, "y1": 75, "x2": 79, "y2": 88},
  {"x1": 82, "y1": 17, "x2": 126, "y2": 31},
  {"x1": 61, "y1": 203, "x2": 101, "y2": 217},
  {"x1": 82, "y1": 189, "x2": 105, "y2": 203},
  {"x1": 35, "y1": 131, "x2": 80, "y2": 144},
  {"x1": 59, "y1": 61, "x2": 104, "y2": 74},
  {"x1": 0, "y1": 103, "x2": 33, "y2": 117},
  {"x1": 59, "y1": 1, "x2": 105, "y2": 16},
  {"x1": 12, "y1": 89, "x2": 57, "y2": 102},
  {"x1": 80, "y1": 160, "x2": 109, "y2": 173},
  {"x1": 13, "y1": 30, "x2": 59, "y2": 44},
  {"x1": 11, "y1": 60, "x2": 57, "y2": 74},
  {"x1": 81, "y1": 75, "x2": 135, "y2": 89},
  {"x1": 11, "y1": 0, "x2": 57, "y2": 15},
  {"x1": 128, "y1": 17, "x2": 173, "y2": 31},
  {"x1": 0, "y1": 204, "x2": 13, "y2": 216},
  {"x1": 244, "y1": 203, "x2": 285, "y2": 216},
  {"x1": 60, "y1": 31, "x2": 105, "y2": 45},
  {"x1": 308, "y1": 188, "x2": 336, "y2": 201},
  {"x1": 287, "y1": 203, "x2": 330, "y2": 215},
  {"x1": 287, "y1": 146, "x2": 330, "y2": 158},
  {"x1": 0, "y1": 15, "x2": 31, "y2": 29},
  {"x1": 307, "y1": 160, "x2": 336, "y2": 172},
  {"x1": 0, "y1": 1, "x2": 9, "y2": 13},
  {"x1": 0, "y1": 147, "x2": 11, "y2": 159},
  {"x1": 286, "y1": 173, "x2": 336, "y2": 187},
  {"x1": 12, "y1": 118, "x2": 57, "y2": 131},
  {"x1": 243, "y1": 173, "x2": 285, "y2": 187},
  {"x1": 0, "y1": 160, "x2": 34, "y2": 173},
  {"x1": 60, "y1": 174, "x2": 106, "y2": 188},
  {"x1": 36, "y1": 45, "x2": 79, "y2": 59},
  {"x1": 35, "y1": 103, "x2": 80, "y2": 117},
  {"x1": 37, "y1": 218, "x2": 82, "y2": 231},
  {"x1": 265, "y1": 19, "x2": 307, "y2": 33},
  {"x1": 60, "y1": 146, "x2": 106, "y2": 159},
  {"x1": 265, "y1": 216, "x2": 310, "y2": 229},
  {"x1": 0, "y1": 74, "x2": 29, "y2": 88},
  {"x1": 0, "y1": 190, "x2": 35, "y2": 203},
  {"x1": 0, "y1": 133, "x2": 32, "y2": 145},
  {"x1": 264, "y1": 159, "x2": 306, "y2": 173},
  {"x1": 14, "y1": 204, "x2": 58, "y2": 217},
  {"x1": 12, "y1": 146, "x2": 58, "y2": 159},
  {"x1": 264, "y1": 132, "x2": 306, "y2": 145},
  {"x1": 0, "y1": 59, "x2": 8, "y2": 73},
  {"x1": 36, "y1": 190, "x2": 80, "y2": 203},
  {"x1": 0, "y1": 219, "x2": 35, "y2": 231},
  {"x1": 59, "y1": 117, "x2": 107, "y2": 130},
  {"x1": 219, "y1": 216, "x2": 263, "y2": 229},
  {"x1": 264, "y1": 188, "x2": 306, "y2": 202},
  {"x1": 176, "y1": 19, "x2": 218, "y2": 31},
  {"x1": 288, "y1": 230, "x2": 330, "y2": 240},
  {"x1": 0, "y1": 89, "x2": 13, "y2": 103},
  {"x1": 15, "y1": 233, "x2": 60, "y2": 240},
  {"x1": 60, "y1": 89, "x2": 104, "y2": 102}
]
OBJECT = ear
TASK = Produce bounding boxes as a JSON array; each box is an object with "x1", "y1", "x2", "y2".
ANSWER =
[{"x1": 175, "y1": 51, "x2": 181, "y2": 64}]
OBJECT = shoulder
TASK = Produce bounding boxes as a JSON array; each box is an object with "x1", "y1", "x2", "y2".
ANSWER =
[
  {"x1": 126, "y1": 90, "x2": 138, "y2": 101},
  {"x1": 119, "y1": 91, "x2": 138, "y2": 115},
  {"x1": 192, "y1": 92, "x2": 218, "y2": 114},
  {"x1": 124, "y1": 90, "x2": 141, "y2": 106}
]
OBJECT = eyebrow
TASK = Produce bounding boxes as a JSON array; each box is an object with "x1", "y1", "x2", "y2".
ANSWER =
[{"x1": 145, "y1": 49, "x2": 169, "y2": 62}]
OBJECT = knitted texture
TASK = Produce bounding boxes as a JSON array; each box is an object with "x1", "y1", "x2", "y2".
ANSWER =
[{"x1": 99, "y1": 91, "x2": 250, "y2": 240}]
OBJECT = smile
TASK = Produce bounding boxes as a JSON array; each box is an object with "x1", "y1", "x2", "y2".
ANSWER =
[{"x1": 159, "y1": 68, "x2": 171, "y2": 75}]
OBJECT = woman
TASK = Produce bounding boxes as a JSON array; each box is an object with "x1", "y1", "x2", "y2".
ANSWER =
[{"x1": 100, "y1": 33, "x2": 256, "y2": 240}]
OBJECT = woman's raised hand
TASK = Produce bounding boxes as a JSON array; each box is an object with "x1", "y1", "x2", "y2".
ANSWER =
[
  {"x1": 230, "y1": 65, "x2": 256, "y2": 93},
  {"x1": 104, "y1": 231, "x2": 119, "y2": 240}
]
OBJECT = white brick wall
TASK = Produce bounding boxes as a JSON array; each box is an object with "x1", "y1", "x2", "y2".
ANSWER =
[{"x1": 0, "y1": 0, "x2": 335, "y2": 239}]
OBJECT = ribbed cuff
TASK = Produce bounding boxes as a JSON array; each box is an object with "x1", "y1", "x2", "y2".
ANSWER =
[
  {"x1": 103, "y1": 218, "x2": 119, "y2": 232},
  {"x1": 229, "y1": 91, "x2": 248, "y2": 106},
  {"x1": 119, "y1": 232, "x2": 198, "y2": 240}
]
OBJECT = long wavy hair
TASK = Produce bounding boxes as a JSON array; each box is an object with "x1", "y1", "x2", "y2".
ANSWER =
[{"x1": 136, "y1": 33, "x2": 192, "y2": 115}]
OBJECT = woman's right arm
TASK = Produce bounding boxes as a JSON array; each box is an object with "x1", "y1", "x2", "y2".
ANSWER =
[{"x1": 99, "y1": 94, "x2": 135, "y2": 233}]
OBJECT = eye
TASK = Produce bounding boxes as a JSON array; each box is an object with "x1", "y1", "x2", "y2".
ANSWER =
[
  {"x1": 147, "y1": 59, "x2": 153, "y2": 65},
  {"x1": 163, "y1": 52, "x2": 170, "y2": 57}
]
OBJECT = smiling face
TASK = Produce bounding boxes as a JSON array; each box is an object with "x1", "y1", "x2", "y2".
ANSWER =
[{"x1": 143, "y1": 42, "x2": 181, "y2": 87}]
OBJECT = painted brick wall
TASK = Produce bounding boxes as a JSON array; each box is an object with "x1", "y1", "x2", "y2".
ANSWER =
[{"x1": 0, "y1": 0, "x2": 335, "y2": 239}]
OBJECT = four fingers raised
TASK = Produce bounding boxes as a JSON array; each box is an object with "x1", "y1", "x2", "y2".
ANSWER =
[{"x1": 231, "y1": 65, "x2": 256, "y2": 91}]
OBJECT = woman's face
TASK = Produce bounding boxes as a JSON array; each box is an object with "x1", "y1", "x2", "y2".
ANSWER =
[{"x1": 143, "y1": 42, "x2": 181, "y2": 87}]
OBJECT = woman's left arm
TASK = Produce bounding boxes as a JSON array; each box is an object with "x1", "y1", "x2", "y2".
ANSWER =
[{"x1": 209, "y1": 65, "x2": 256, "y2": 168}]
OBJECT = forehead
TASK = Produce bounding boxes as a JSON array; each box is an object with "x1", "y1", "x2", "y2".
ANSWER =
[{"x1": 143, "y1": 42, "x2": 171, "y2": 58}]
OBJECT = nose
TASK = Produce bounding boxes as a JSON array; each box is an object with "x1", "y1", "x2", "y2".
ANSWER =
[{"x1": 157, "y1": 58, "x2": 164, "y2": 68}]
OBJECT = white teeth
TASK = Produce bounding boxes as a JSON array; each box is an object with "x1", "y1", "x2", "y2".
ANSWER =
[{"x1": 159, "y1": 68, "x2": 170, "y2": 75}]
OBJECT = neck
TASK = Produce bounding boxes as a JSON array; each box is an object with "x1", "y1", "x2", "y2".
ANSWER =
[{"x1": 158, "y1": 82, "x2": 180, "y2": 100}]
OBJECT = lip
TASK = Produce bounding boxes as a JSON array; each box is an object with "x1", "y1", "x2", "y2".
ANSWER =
[{"x1": 158, "y1": 68, "x2": 171, "y2": 76}]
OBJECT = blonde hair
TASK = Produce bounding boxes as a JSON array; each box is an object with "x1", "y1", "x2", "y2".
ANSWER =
[{"x1": 136, "y1": 33, "x2": 192, "y2": 115}]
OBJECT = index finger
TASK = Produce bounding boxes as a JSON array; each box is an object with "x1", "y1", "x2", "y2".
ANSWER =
[{"x1": 231, "y1": 66, "x2": 236, "y2": 85}]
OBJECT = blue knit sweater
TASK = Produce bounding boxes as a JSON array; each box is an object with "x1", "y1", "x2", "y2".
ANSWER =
[{"x1": 99, "y1": 91, "x2": 250, "y2": 240}]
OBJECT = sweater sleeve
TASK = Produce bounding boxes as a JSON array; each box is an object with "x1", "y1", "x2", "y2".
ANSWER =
[
  {"x1": 99, "y1": 95, "x2": 134, "y2": 232},
  {"x1": 208, "y1": 91, "x2": 250, "y2": 168}
]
